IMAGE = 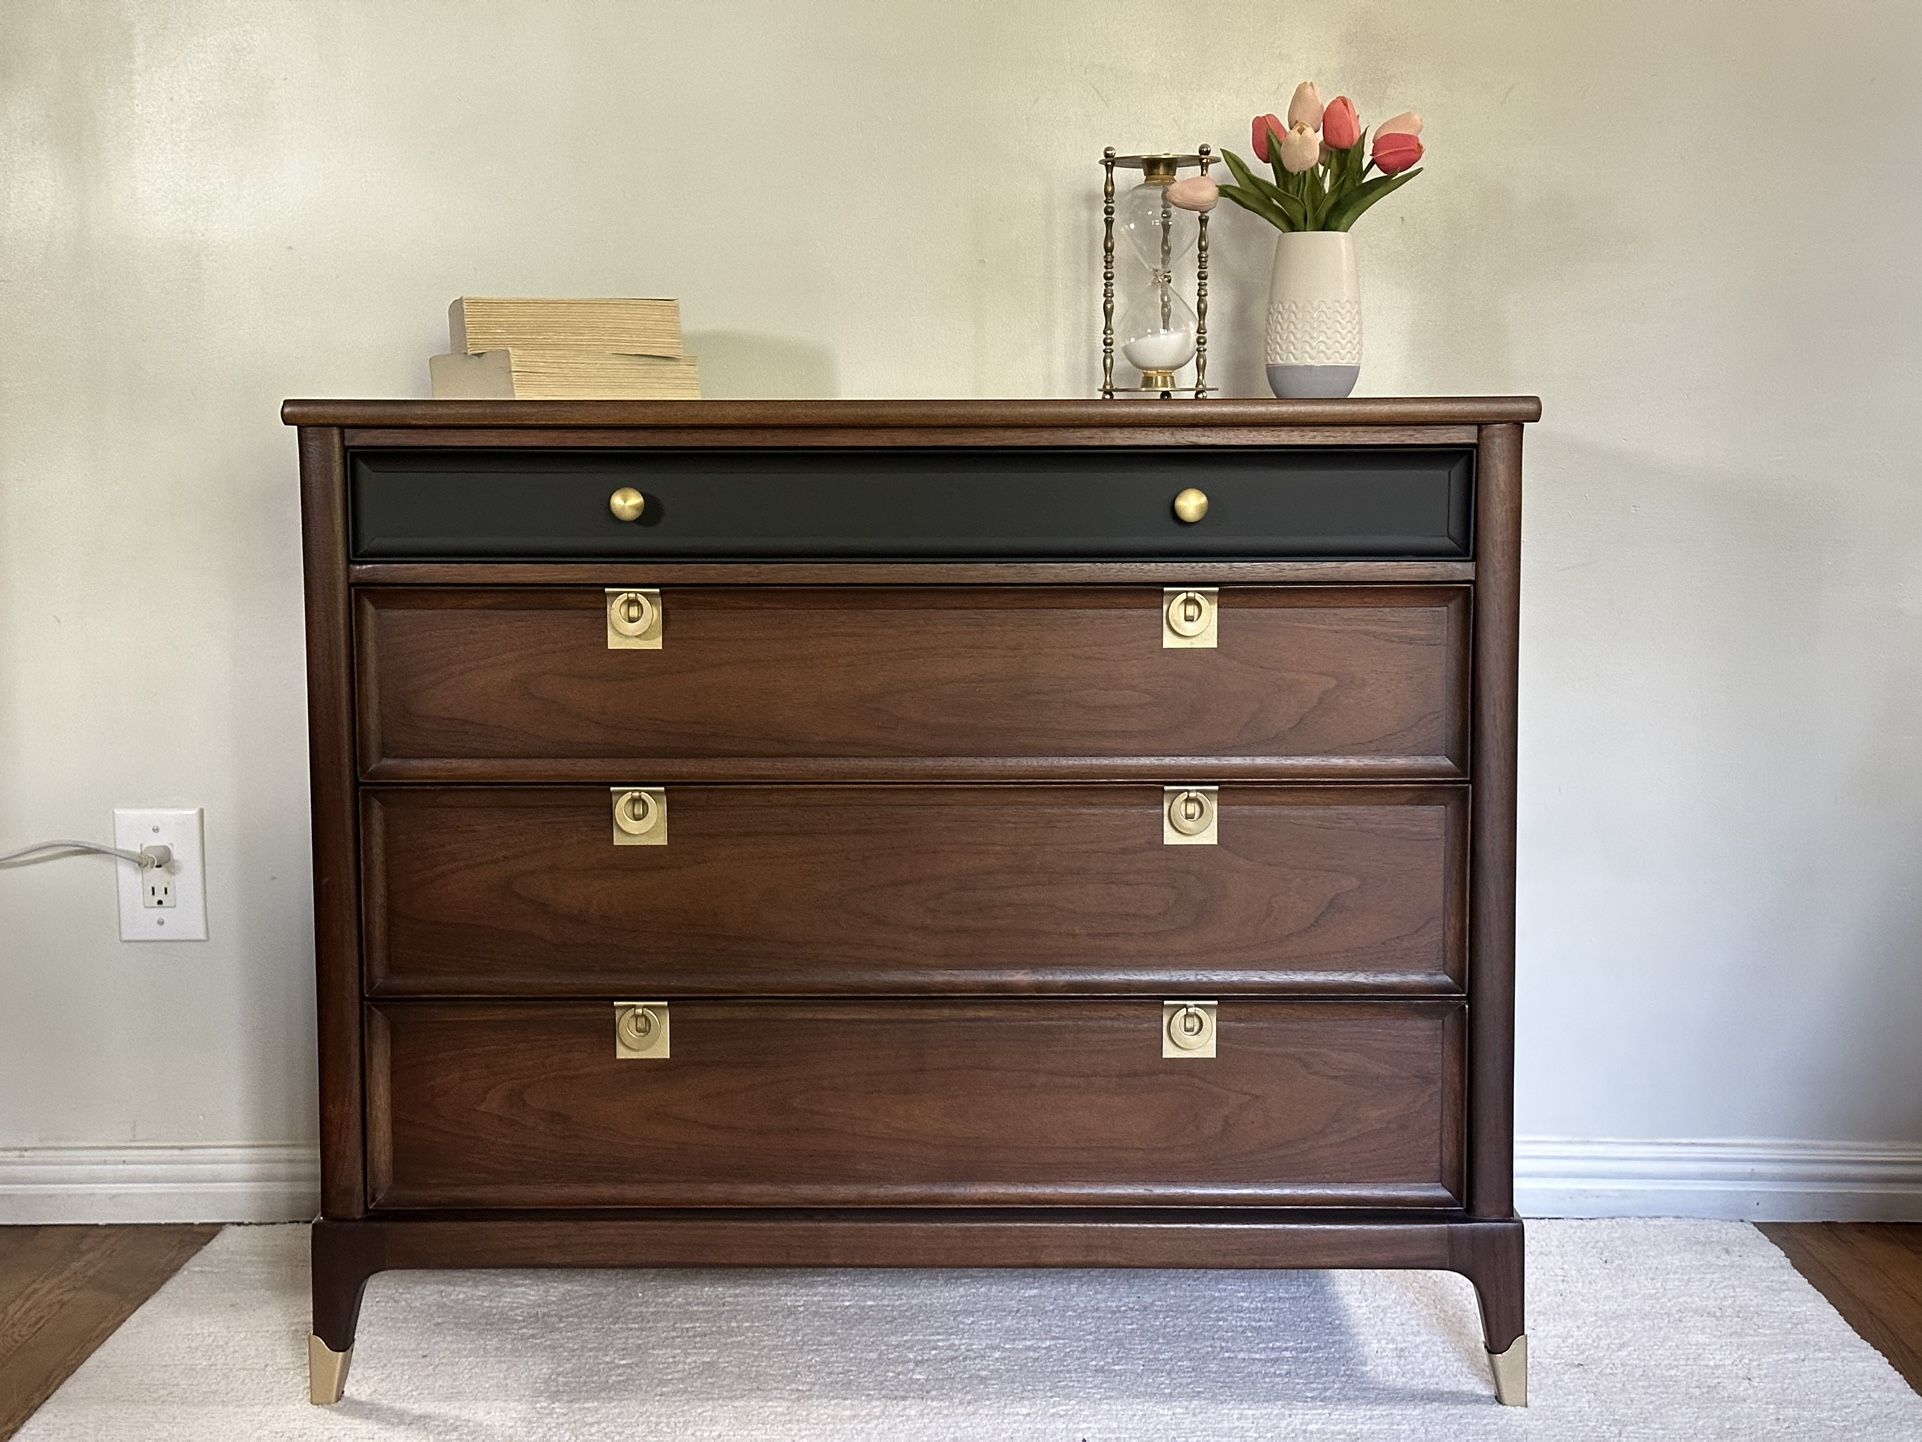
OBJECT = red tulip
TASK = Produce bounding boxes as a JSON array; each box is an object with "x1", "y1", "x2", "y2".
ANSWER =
[
  {"x1": 1372, "y1": 130, "x2": 1423, "y2": 175},
  {"x1": 1323, "y1": 95, "x2": 1361, "y2": 150},
  {"x1": 1251, "y1": 113, "x2": 1284, "y2": 163}
]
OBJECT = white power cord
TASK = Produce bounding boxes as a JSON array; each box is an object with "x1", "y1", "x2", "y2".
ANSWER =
[{"x1": 0, "y1": 840, "x2": 172, "y2": 870}]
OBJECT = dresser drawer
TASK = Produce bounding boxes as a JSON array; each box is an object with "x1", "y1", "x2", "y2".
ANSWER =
[
  {"x1": 366, "y1": 1000, "x2": 1463, "y2": 1209},
  {"x1": 349, "y1": 446, "x2": 1473, "y2": 561},
  {"x1": 364, "y1": 785, "x2": 1465, "y2": 996},
  {"x1": 355, "y1": 585, "x2": 1469, "y2": 780}
]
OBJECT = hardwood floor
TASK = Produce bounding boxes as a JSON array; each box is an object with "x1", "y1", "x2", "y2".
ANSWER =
[
  {"x1": 0, "y1": 1224, "x2": 218, "y2": 1440},
  {"x1": 0, "y1": 1221, "x2": 1915, "y2": 1434},
  {"x1": 1760, "y1": 1223, "x2": 1922, "y2": 1393}
]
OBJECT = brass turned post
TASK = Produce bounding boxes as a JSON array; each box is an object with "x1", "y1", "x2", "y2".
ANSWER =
[
  {"x1": 1195, "y1": 144, "x2": 1212, "y2": 398},
  {"x1": 1101, "y1": 148, "x2": 1117, "y2": 399}
]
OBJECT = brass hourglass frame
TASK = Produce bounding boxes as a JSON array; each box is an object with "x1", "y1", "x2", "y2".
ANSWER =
[{"x1": 1100, "y1": 147, "x2": 1215, "y2": 399}]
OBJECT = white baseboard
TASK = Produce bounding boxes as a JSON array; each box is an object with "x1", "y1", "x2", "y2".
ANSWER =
[
  {"x1": 1516, "y1": 1136, "x2": 1922, "y2": 1221},
  {"x1": 0, "y1": 1144, "x2": 319, "y2": 1224},
  {"x1": 2, "y1": 1137, "x2": 1918, "y2": 1225}
]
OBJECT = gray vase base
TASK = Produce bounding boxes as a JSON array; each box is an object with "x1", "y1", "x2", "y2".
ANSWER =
[{"x1": 1266, "y1": 364, "x2": 1361, "y2": 399}]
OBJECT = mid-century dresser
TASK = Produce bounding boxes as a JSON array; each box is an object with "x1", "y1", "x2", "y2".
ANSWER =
[{"x1": 287, "y1": 396, "x2": 1538, "y2": 1406}]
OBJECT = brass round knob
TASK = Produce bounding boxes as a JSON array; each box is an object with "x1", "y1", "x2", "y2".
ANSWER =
[
  {"x1": 1167, "y1": 1004, "x2": 1214, "y2": 1052},
  {"x1": 613, "y1": 789, "x2": 660, "y2": 837},
  {"x1": 1172, "y1": 487, "x2": 1209, "y2": 524},
  {"x1": 1167, "y1": 789, "x2": 1214, "y2": 837},
  {"x1": 608, "y1": 590, "x2": 656, "y2": 639},
  {"x1": 609, "y1": 487, "x2": 646, "y2": 522}
]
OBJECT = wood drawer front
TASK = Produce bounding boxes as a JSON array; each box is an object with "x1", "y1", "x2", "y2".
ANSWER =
[
  {"x1": 355, "y1": 586, "x2": 1469, "y2": 780},
  {"x1": 367, "y1": 1000, "x2": 1464, "y2": 1209},
  {"x1": 364, "y1": 785, "x2": 1466, "y2": 997},
  {"x1": 349, "y1": 446, "x2": 1474, "y2": 561}
]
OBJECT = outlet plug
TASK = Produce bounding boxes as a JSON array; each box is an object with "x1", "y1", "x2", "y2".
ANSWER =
[{"x1": 114, "y1": 808, "x2": 207, "y2": 941}]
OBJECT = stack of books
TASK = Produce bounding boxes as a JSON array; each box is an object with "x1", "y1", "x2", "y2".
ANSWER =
[{"x1": 429, "y1": 297, "x2": 701, "y2": 399}]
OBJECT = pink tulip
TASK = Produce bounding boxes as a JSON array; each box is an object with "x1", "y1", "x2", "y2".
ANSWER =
[
  {"x1": 1322, "y1": 95, "x2": 1361, "y2": 150},
  {"x1": 1287, "y1": 81, "x2": 1325, "y2": 130},
  {"x1": 1279, "y1": 121, "x2": 1321, "y2": 174},
  {"x1": 1372, "y1": 130, "x2": 1424, "y2": 174},
  {"x1": 1376, "y1": 110, "x2": 1423, "y2": 137},
  {"x1": 1166, "y1": 175, "x2": 1219, "y2": 213},
  {"x1": 1250, "y1": 112, "x2": 1284, "y2": 162}
]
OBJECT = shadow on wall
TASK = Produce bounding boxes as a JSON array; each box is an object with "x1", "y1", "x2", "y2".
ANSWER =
[
  {"x1": 685, "y1": 332, "x2": 838, "y2": 400},
  {"x1": 1516, "y1": 430, "x2": 1922, "y2": 1143}
]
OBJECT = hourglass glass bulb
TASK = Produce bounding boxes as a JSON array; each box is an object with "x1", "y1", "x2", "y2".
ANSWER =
[
  {"x1": 1119, "y1": 286, "x2": 1198, "y2": 376},
  {"x1": 1117, "y1": 176, "x2": 1198, "y2": 271}
]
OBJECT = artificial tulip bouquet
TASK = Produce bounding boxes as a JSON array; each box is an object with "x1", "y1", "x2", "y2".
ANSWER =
[{"x1": 1221, "y1": 82, "x2": 1424, "y2": 232}]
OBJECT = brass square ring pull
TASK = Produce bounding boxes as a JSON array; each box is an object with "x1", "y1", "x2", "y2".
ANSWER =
[
  {"x1": 1162, "y1": 1000, "x2": 1217, "y2": 1058},
  {"x1": 614, "y1": 1002, "x2": 670, "y2": 1060},
  {"x1": 606, "y1": 588, "x2": 663, "y2": 649},
  {"x1": 1162, "y1": 587, "x2": 1217, "y2": 648},
  {"x1": 611, "y1": 787, "x2": 667, "y2": 845},
  {"x1": 1163, "y1": 786, "x2": 1218, "y2": 845}
]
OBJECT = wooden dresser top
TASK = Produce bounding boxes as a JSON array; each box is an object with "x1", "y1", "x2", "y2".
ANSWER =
[{"x1": 282, "y1": 396, "x2": 1542, "y2": 430}]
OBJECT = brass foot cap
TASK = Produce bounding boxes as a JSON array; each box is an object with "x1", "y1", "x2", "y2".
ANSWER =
[
  {"x1": 1489, "y1": 1333, "x2": 1528, "y2": 1407},
  {"x1": 309, "y1": 1334, "x2": 352, "y2": 1405}
]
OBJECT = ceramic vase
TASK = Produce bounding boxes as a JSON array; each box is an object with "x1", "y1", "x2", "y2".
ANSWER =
[{"x1": 1264, "y1": 231, "x2": 1361, "y2": 398}]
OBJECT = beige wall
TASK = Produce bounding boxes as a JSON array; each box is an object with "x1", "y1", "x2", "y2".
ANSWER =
[{"x1": 4, "y1": 2, "x2": 1920, "y2": 1216}]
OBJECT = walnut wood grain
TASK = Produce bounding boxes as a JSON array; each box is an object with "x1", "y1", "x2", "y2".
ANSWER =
[
  {"x1": 281, "y1": 396, "x2": 1542, "y2": 430},
  {"x1": 298, "y1": 427, "x2": 366, "y2": 1219},
  {"x1": 355, "y1": 585, "x2": 1470, "y2": 781},
  {"x1": 328, "y1": 1211, "x2": 1520, "y2": 1272},
  {"x1": 1467, "y1": 423, "x2": 1523, "y2": 1219},
  {"x1": 366, "y1": 1000, "x2": 1464, "y2": 1210},
  {"x1": 362, "y1": 784, "x2": 1467, "y2": 997},
  {"x1": 341, "y1": 425, "x2": 1484, "y2": 450},
  {"x1": 350, "y1": 559, "x2": 1476, "y2": 587}
]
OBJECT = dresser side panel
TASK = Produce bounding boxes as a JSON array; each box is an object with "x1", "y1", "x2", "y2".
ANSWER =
[
  {"x1": 1467, "y1": 422, "x2": 1523, "y2": 1217},
  {"x1": 299, "y1": 425, "x2": 366, "y2": 1218}
]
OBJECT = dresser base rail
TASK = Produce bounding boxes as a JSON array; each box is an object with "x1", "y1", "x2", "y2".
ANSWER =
[{"x1": 310, "y1": 1211, "x2": 1523, "y2": 1405}]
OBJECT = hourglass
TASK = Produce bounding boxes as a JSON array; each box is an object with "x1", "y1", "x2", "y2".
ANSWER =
[{"x1": 1100, "y1": 148, "x2": 1214, "y2": 398}]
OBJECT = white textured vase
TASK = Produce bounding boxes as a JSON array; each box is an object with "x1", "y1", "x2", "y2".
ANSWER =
[{"x1": 1265, "y1": 231, "x2": 1361, "y2": 398}]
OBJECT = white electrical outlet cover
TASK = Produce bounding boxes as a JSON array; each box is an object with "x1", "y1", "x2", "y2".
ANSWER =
[{"x1": 113, "y1": 808, "x2": 208, "y2": 942}]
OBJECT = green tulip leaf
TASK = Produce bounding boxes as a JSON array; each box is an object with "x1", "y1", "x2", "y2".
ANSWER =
[
  {"x1": 1216, "y1": 182, "x2": 1295, "y2": 232},
  {"x1": 1220, "y1": 149, "x2": 1306, "y2": 227},
  {"x1": 1325, "y1": 166, "x2": 1422, "y2": 232}
]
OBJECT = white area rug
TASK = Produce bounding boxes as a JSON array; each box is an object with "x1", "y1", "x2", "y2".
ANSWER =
[{"x1": 18, "y1": 1221, "x2": 1922, "y2": 1439}]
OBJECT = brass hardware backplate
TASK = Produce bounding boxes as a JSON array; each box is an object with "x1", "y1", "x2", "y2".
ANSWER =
[
  {"x1": 606, "y1": 588, "x2": 663, "y2": 649},
  {"x1": 1162, "y1": 1000, "x2": 1218, "y2": 1058},
  {"x1": 611, "y1": 787, "x2": 667, "y2": 845},
  {"x1": 614, "y1": 1001, "x2": 671, "y2": 1060},
  {"x1": 1162, "y1": 587, "x2": 1217, "y2": 648},
  {"x1": 1164, "y1": 786, "x2": 1218, "y2": 845}
]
